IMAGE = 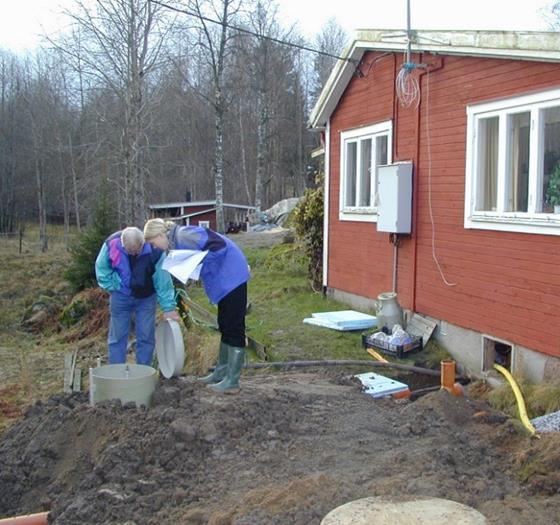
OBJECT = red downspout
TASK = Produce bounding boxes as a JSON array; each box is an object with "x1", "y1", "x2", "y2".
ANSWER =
[{"x1": 411, "y1": 54, "x2": 444, "y2": 312}]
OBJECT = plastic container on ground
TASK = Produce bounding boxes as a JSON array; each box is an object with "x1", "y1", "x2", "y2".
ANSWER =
[
  {"x1": 89, "y1": 364, "x2": 158, "y2": 407},
  {"x1": 362, "y1": 332, "x2": 423, "y2": 359},
  {"x1": 375, "y1": 292, "x2": 404, "y2": 332}
]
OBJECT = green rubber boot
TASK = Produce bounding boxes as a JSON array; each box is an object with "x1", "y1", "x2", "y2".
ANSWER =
[
  {"x1": 209, "y1": 346, "x2": 245, "y2": 394},
  {"x1": 199, "y1": 342, "x2": 229, "y2": 384}
]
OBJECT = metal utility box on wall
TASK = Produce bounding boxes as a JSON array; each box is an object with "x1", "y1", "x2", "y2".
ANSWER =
[{"x1": 377, "y1": 162, "x2": 413, "y2": 234}]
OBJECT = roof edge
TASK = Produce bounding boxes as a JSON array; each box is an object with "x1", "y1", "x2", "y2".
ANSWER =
[{"x1": 309, "y1": 29, "x2": 560, "y2": 130}]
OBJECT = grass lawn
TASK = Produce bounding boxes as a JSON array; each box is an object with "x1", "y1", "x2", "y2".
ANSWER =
[{"x1": 185, "y1": 243, "x2": 374, "y2": 362}]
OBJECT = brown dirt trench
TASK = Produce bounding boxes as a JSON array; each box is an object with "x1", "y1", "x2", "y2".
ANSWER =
[{"x1": 1, "y1": 370, "x2": 559, "y2": 524}]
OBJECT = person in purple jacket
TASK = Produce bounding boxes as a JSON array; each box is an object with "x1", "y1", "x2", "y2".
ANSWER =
[
  {"x1": 144, "y1": 218, "x2": 250, "y2": 394},
  {"x1": 95, "y1": 227, "x2": 179, "y2": 365}
]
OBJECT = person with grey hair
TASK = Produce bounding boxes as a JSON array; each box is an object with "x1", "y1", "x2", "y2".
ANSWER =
[
  {"x1": 95, "y1": 226, "x2": 179, "y2": 365},
  {"x1": 121, "y1": 227, "x2": 145, "y2": 254}
]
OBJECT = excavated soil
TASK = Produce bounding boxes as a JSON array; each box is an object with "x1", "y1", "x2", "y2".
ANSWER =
[{"x1": 1, "y1": 370, "x2": 560, "y2": 524}]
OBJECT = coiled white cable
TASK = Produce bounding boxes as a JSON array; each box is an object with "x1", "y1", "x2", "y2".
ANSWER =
[{"x1": 396, "y1": 66, "x2": 420, "y2": 108}]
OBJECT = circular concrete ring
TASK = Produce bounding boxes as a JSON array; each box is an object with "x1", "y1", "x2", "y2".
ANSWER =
[
  {"x1": 155, "y1": 319, "x2": 185, "y2": 378},
  {"x1": 321, "y1": 497, "x2": 487, "y2": 525}
]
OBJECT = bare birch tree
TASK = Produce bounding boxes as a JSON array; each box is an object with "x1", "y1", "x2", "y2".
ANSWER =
[
  {"x1": 0, "y1": 52, "x2": 22, "y2": 234},
  {"x1": 312, "y1": 18, "x2": 348, "y2": 104},
  {"x1": 187, "y1": 0, "x2": 242, "y2": 232},
  {"x1": 52, "y1": 0, "x2": 177, "y2": 225}
]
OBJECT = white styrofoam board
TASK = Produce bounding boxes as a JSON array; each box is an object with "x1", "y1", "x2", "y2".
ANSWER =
[
  {"x1": 354, "y1": 372, "x2": 409, "y2": 398},
  {"x1": 312, "y1": 310, "x2": 377, "y2": 325},
  {"x1": 307, "y1": 310, "x2": 377, "y2": 330},
  {"x1": 303, "y1": 318, "x2": 348, "y2": 331}
]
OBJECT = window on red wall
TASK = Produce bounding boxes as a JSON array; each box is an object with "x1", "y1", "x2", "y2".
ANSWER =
[
  {"x1": 465, "y1": 88, "x2": 560, "y2": 236},
  {"x1": 339, "y1": 120, "x2": 392, "y2": 222}
]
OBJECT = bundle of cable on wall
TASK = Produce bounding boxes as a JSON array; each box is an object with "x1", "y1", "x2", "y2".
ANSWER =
[{"x1": 396, "y1": 65, "x2": 421, "y2": 108}]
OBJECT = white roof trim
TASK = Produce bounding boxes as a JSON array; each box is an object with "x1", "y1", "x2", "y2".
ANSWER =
[
  {"x1": 149, "y1": 201, "x2": 255, "y2": 210},
  {"x1": 309, "y1": 29, "x2": 560, "y2": 130},
  {"x1": 176, "y1": 208, "x2": 216, "y2": 220}
]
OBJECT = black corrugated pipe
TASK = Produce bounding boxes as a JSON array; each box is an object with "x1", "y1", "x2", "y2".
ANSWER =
[{"x1": 243, "y1": 359, "x2": 460, "y2": 378}]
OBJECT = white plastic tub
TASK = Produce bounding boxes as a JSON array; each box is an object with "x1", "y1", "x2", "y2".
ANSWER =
[{"x1": 89, "y1": 364, "x2": 158, "y2": 407}]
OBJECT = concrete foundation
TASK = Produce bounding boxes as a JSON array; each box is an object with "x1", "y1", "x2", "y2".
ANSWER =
[
  {"x1": 328, "y1": 288, "x2": 378, "y2": 315},
  {"x1": 327, "y1": 287, "x2": 559, "y2": 383}
]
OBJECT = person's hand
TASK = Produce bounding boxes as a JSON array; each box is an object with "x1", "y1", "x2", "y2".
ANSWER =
[{"x1": 164, "y1": 310, "x2": 180, "y2": 321}]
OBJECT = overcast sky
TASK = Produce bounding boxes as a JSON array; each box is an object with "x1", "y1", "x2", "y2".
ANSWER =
[{"x1": 0, "y1": 0, "x2": 555, "y2": 52}]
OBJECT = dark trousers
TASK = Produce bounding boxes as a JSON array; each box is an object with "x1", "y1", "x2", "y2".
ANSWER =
[{"x1": 217, "y1": 282, "x2": 247, "y2": 348}]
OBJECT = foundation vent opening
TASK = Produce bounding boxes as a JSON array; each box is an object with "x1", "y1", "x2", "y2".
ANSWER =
[{"x1": 482, "y1": 337, "x2": 513, "y2": 373}]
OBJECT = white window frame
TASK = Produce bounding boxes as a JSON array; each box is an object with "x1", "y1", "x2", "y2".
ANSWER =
[
  {"x1": 198, "y1": 220, "x2": 210, "y2": 228},
  {"x1": 465, "y1": 87, "x2": 560, "y2": 236},
  {"x1": 339, "y1": 121, "x2": 392, "y2": 222}
]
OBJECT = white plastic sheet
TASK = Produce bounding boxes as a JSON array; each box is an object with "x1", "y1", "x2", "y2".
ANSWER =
[
  {"x1": 303, "y1": 310, "x2": 377, "y2": 331},
  {"x1": 162, "y1": 249, "x2": 208, "y2": 283}
]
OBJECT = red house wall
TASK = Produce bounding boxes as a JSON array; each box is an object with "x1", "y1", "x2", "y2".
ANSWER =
[
  {"x1": 328, "y1": 51, "x2": 560, "y2": 357},
  {"x1": 182, "y1": 207, "x2": 217, "y2": 231}
]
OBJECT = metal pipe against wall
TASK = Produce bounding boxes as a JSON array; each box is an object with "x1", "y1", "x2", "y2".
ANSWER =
[{"x1": 392, "y1": 241, "x2": 398, "y2": 293}]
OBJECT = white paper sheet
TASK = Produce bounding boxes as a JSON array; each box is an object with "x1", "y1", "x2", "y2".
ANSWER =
[{"x1": 162, "y1": 249, "x2": 208, "y2": 283}]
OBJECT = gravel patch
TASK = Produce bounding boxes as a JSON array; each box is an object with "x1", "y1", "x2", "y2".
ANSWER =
[{"x1": 531, "y1": 410, "x2": 560, "y2": 433}]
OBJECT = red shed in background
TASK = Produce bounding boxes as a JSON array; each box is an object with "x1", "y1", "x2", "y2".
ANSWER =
[
  {"x1": 310, "y1": 30, "x2": 560, "y2": 381},
  {"x1": 148, "y1": 200, "x2": 255, "y2": 233}
]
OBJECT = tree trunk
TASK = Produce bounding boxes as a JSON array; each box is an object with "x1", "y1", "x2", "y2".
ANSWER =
[
  {"x1": 214, "y1": 86, "x2": 225, "y2": 233},
  {"x1": 238, "y1": 104, "x2": 252, "y2": 204},
  {"x1": 254, "y1": 91, "x2": 268, "y2": 214},
  {"x1": 35, "y1": 157, "x2": 48, "y2": 252},
  {"x1": 58, "y1": 143, "x2": 70, "y2": 247},
  {"x1": 68, "y1": 133, "x2": 81, "y2": 231}
]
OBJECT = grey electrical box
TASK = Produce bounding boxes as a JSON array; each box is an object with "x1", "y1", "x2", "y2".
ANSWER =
[{"x1": 377, "y1": 162, "x2": 413, "y2": 234}]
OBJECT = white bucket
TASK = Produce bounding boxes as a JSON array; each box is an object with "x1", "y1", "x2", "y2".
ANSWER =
[
  {"x1": 89, "y1": 364, "x2": 158, "y2": 407},
  {"x1": 155, "y1": 319, "x2": 185, "y2": 379}
]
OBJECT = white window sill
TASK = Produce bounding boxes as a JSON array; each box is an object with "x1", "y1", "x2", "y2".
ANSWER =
[
  {"x1": 339, "y1": 208, "x2": 378, "y2": 222},
  {"x1": 465, "y1": 213, "x2": 560, "y2": 236}
]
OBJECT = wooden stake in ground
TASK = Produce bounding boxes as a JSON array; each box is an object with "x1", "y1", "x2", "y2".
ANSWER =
[{"x1": 63, "y1": 349, "x2": 78, "y2": 393}]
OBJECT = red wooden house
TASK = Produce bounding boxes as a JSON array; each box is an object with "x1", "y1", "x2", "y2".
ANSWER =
[{"x1": 310, "y1": 30, "x2": 560, "y2": 381}]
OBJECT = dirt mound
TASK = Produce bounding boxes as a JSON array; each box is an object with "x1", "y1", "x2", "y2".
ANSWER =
[
  {"x1": 61, "y1": 288, "x2": 109, "y2": 341},
  {"x1": 1, "y1": 372, "x2": 559, "y2": 524}
]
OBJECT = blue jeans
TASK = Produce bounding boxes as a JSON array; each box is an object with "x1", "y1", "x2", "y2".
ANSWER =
[{"x1": 108, "y1": 292, "x2": 157, "y2": 365}]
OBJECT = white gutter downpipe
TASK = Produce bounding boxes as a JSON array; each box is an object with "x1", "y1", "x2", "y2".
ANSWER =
[{"x1": 322, "y1": 119, "x2": 331, "y2": 290}]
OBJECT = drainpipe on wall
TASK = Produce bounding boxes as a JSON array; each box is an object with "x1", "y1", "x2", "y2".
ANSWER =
[
  {"x1": 322, "y1": 119, "x2": 331, "y2": 293},
  {"x1": 410, "y1": 54, "x2": 444, "y2": 312}
]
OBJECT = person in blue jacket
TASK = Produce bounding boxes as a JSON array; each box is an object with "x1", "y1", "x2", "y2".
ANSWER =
[
  {"x1": 95, "y1": 226, "x2": 179, "y2": 365},
  {"x1": 144, "y1": 218, "x2": 250, "y2": 394}
]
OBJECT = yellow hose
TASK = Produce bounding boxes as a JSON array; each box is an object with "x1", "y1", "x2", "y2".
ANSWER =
[
  {"x1": 366, "y1": 348, "x2": 389, "y2": 363},
  {"x1": 492, "y1": 363, "x2": 537, "y2": 436}
]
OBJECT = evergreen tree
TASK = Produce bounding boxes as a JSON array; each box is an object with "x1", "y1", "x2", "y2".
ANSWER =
[
  {"x1": 293, "y1": 170, "x2": 324, "y2": 291},
  {"x1": 65, "y1": 182, "x2": 117, "y2": 292}
]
